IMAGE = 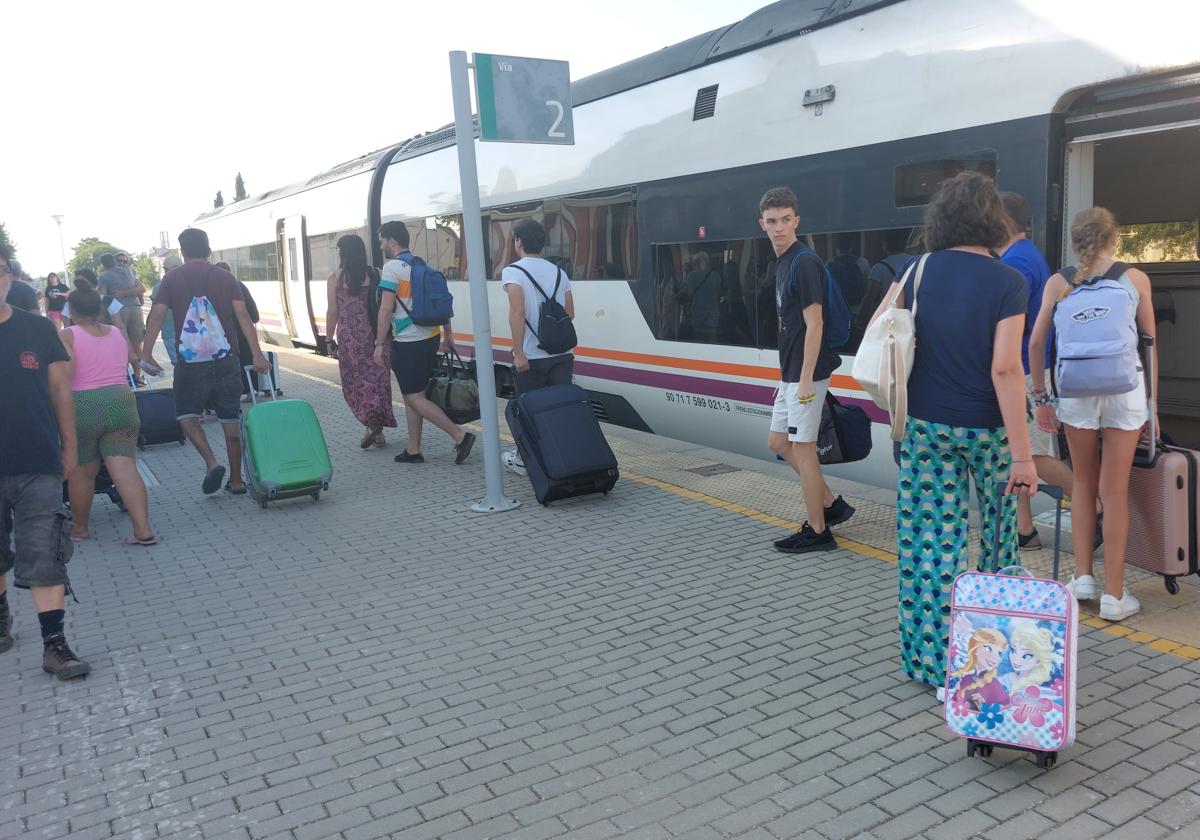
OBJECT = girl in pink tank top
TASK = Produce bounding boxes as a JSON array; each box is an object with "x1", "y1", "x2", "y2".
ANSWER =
[{"x1": 66, "y1": 324, "x2": 130, "y2": 391}]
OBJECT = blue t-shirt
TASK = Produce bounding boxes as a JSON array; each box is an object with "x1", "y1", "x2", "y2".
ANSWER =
[
  {"x1": 904, "y1": 250, "x2": 1027, "y2": 429},
  {"x1": 1000, "y1": 238, "x2": 1052, "y2": 374}
]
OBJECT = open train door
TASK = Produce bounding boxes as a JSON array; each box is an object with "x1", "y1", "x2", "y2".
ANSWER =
[
  {"x1": 277, "y1": 215, "x2": 319, "y2": 347},
  {"x1": 1062, "y1": 68, "x2": 1200, "y2": 446}
]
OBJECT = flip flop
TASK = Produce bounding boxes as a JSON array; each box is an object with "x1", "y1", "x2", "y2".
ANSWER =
[
  {"x1": 202, "y1": 465, "x2": 226, "y2": 495},
  {"x1": 69, "y1": 533, "x2": 89, "y2": 543},
  {"x1": 124, "y1": 535, "x2": 158, "y2": 546},
  {"x1": 224, "y1": 482, "x2": 248, "y2": 496}
]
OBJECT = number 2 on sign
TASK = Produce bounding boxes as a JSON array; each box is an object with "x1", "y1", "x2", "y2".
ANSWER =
[{"x1": 546, "y1": 100, "x2": 565, "y2": 138}]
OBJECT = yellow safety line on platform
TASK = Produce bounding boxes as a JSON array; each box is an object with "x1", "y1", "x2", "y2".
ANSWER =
[{"x1": 283, "y1": 363, "x2": 1200, "y2": 662}]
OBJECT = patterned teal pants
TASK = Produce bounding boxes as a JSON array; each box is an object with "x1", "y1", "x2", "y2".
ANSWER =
[{"x1": 897, "y1": 417, "x2": 1018, "y2": 687}]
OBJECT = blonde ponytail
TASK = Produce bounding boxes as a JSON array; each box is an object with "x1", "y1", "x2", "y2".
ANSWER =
[{"x1": 1070, "y1": 207, "x2": 1119, "y2": 281}]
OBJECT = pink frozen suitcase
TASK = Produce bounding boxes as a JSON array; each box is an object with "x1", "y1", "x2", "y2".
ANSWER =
[
  {"x1": 1127, "y1": 336, "x2": 1199, "y2": 593},
  {"x1": 944, "y1": 486, "x2": 1077, "y2": 769}
]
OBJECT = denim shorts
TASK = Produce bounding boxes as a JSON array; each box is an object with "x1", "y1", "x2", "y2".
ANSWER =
[
  {"x1": 0, "y1": 474, "x2": 74, "y2": 589},
  {"x1": 173, "y1": 355, "x2": 242, "y2": 423}
]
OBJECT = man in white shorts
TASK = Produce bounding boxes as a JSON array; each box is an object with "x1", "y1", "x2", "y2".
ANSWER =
[{"x1": 760, "y1": 187, "x2": 855, "y2": 554}]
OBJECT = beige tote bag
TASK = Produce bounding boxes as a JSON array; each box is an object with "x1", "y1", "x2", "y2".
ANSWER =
[{"x1": 850, "y1": 253, "x2": 928, "y2": 441}]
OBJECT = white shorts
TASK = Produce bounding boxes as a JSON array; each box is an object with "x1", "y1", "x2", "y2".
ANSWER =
[
  {"x1": 1026, "y1": 375, "x2": 1056, "y2": 458},
  {"x1": 1057, "y1": 377, "x2": 1148, "y2": 431},
  {"x1": 770, "y1": 379, "x2": 830, "y2": 443}
]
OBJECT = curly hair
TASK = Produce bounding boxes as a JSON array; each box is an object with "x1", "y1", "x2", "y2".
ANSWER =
[
  {"x1": 1070, "y1": 207, "x2": 1119, "y2": 280},
  {"x1": 923, "y1": 171, "x2": 1010, "y2": 251},
  {"x1": 951, "y1": 628, "x2": 1008, "y2": 698}
]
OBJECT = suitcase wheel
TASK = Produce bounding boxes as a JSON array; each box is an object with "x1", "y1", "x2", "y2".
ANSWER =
[
  {"x1": 311, "y1": 490, "x2": 320, "y2": 501},
  {"x1": 1165, "y1": 576, "x2": 1180, "y2": 595},
  {"x1": 258, "y1": 499, "x2": 268, "y2": 510},
  {"x1": 1035, "y1": 751, "x2": 1057, "y2": 769},
  {"x1": 966, "y1": 740, "x2": 993, "y2": 759}
]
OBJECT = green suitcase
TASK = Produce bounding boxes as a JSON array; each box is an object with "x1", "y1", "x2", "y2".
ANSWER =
[{"x1": 240, "y1": 368, "x2": 332, "y2": 508}]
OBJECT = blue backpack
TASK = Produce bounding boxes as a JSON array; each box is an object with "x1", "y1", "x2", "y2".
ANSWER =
[
  {"x1": 395, "y1": 254, "x2": 454, "y2": 327},
  {"x1": 789, "y1": 247, "x2": 852, "y2": 350}
]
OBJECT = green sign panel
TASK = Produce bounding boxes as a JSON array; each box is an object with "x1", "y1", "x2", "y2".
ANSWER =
[{"x1": 475, "y1": 53, "x2": 574, "y2": 145}]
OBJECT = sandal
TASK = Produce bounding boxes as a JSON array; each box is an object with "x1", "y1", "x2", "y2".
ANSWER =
[
  {"x1": 360, "y1": 428, "x2": 376, "y2": 449},
  {"x1": 202, "y1": 465, "x2": 226, "y2": 495},
  {"x1": 374, "y1": 433, "x2": 387, "y2": 448},
  {"x1": 224, "y1": 482, "x2": 248, "y2": 496},
  {"x1": 124, "y1": 535, "x2": 158, "y2": 546}
]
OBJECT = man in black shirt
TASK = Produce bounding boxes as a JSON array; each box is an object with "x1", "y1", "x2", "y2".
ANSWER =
[
  {"x1": 760, "y1": 187, "x2": 855, "y2": 554},
  {"x1": 0, "y1": 249, "x2": 91, "y2": 679}
]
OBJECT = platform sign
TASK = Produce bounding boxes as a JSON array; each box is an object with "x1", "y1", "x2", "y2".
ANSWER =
[{"x1": 474, "y1": 53, "x2": 574, "y2": 145}]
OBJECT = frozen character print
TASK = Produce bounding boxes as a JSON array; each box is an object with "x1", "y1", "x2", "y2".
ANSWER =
[
  {"x1": 950, "y1": 628, "x2": 1010, "y2": 712},
  {"x1": 1002, "y1": 621, "x2": 1061, "y2": 696}
]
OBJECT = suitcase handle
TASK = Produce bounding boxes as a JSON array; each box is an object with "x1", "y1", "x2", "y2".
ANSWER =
[
  {"x1": 244, "y1": 365, "x2": 278, "y2": 404},
  {"x1": 992, "y1": 480, "x2": 1064, "y2": 581},
  {"x1": 1138, "y1": 334, "x2": 1160, "y2": 465}
]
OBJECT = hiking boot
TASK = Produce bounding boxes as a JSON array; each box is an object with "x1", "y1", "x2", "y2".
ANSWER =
[
  {"x1": 0, "y1": 598, "x2": 12, "y2": 654},
  {"x1": 1019, "y1": 529, "x2": 1043, "y2": 551},
  {"x1": 773, "y1": 522, "x2": 836, "y2": 555},
  {"x1": 454, "y1": 432, "x2": 477, "y2": 465},
  {"x1": 42, "y1": 634, "x2": 91, "y2": 680},
  {"x1": 824, "y1": 496, "x2": 856, "y2": 528}
]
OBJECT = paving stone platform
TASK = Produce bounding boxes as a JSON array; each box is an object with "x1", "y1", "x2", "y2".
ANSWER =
[{"x1": 4, "y1": 347, "x2": 1200, "y2": 840}]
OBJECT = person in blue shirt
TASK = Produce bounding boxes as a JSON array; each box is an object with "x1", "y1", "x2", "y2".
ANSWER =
[{"x1": 999, "y1": 193, "x2": 1095, "y2": 551}]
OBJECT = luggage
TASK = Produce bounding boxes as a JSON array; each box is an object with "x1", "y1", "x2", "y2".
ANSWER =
[
  {"x1": 62, "y1": 464, "x2": 126, "y2": 513},
  {"x1": 135, "y1": 387, "x2": 185, "y2": 448},
  {"x1": 240, "y1": 368, "x2": 332, "y2": 508},
  {"x1": 1127, "y1": 335, "x2": 1198, "y2": 593},
  {"x1": 505, "y1": 384, "x2": 618, "y2": 506},
  {"x1": 816, "y1": 392, "x2": 873, "y2": 465},
  {"x1": 426, "y1": 347, "x2": 481, "y2": 424},
  {"x1": 944, "y1": 483, "x2": 1076, "y2": 769},
  {"x1": 394, "y1": 254, "x2": 453, "y2": 326},
  {"x1": 249, "y1": 350, "x2": 282, "y2": 396}
]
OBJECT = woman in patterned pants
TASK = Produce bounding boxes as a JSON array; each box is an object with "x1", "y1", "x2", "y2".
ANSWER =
[{"x1": 866, "y1": 171, "x2": 1037, "y2": 694}]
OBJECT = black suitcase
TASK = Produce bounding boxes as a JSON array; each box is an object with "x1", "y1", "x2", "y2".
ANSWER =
[
  {"x1": 62, "y1": 464, "x2": 126, "y2": 512},
  {"x1": 505, "y1": 384, "x2": 618, "y2": 506},
  {"x1": 136, "y1": 388, "x2": 185, "y2": 448}
]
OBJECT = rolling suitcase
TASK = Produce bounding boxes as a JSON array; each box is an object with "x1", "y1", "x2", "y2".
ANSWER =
[
  {"x1": 505, "y1": 384, "x2": 618, "y2": 506},
  {"x1": 944, "y1": 483, "x2": 1076, "y2": 769},
  {"x1": 133, "y1": 368, "x2": 185, "y2": 448},
  {"x1": 240, "y1": 368, "x2": 332, "y2": 508},
  {"x1": 249, "y1": 351, "x2": 282, "y2": 396},
  {"x1": 1127, "y1": 335, "x2": 1199, "y2": 594},
  {"x1": 62, "y1": 464, "x2": 126, "y2": 513}
]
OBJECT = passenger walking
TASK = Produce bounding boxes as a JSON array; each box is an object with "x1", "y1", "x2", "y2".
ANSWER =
[
  {"x1": 1029, "y1": 208, "x2": 1155, "y2": 622},
  {"x1": 500, "y1": 218, "x2": 576, "y2": 474},
  {"x1": 326, "y1": 234, "x2": 396, "y2": 448},
  {"x1": 4, "y1": 259, "x2": 40, "y2": 313},
  {"x1": 98, "y1": 252, "x2": 147, "y2": 386},
  {"x1": 999, "y1": 192, "x2": 1093, "y2": 550},
  {"x1": 760, "y1": 187, "x2": 856, "y2": 553},
  {"x1": 372, "y1": 222, "x2": 475, "y2": 465},
  {"x1": 141, "y1": 228, "x2": 270, "y2": 495},
  {"x1": 59, "y1": 288, "x2": 156, "y2": 545},
  {"x1": 44, "y1": 273, "x2": 69, "y2": 326},
  {"x1": 0, "y1": 248, "x2": 91, "y2": 679},
  {"x1": 149, "y1": 254, "x2": 182, "y2": 366},
  {"x1": 868, "y1": 171, "x2": 1037, "y2": 693}
]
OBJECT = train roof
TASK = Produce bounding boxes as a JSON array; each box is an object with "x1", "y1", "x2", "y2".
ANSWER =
[{"x1": 194, "y1": 0, "x2": 904, "y2": 223}]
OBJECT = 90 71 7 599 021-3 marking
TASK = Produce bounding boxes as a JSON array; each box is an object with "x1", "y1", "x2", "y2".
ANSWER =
[{"x1": 665, "y1": 391, "x2": 731, "y2": 412}]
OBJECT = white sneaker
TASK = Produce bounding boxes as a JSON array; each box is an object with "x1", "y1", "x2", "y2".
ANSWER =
[
  {"x1": 1100, "y1": 590, "x2": 1141, "y2": 622},
  {"x1": 936, "y1": 686, "x2": 946, "y2": 703},
  {"x1": 1066, "y1": 575, "x2": 1098, "y2": 601},
  {"x1": 503, "y1": 449, "x2": 527, "y2": 477}
]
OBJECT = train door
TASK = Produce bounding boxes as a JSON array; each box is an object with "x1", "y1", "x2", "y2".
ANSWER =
[
  {"x1": 278, "y1": 215, "x2": 318, "y2": 346},
  {"x1": 1063, "y1": 74, "x2": 1200, "y2": 446}
]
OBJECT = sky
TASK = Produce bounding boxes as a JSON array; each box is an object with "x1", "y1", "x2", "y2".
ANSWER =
[{"x1": 2, "y1": 0, "x2": 772, "y2": 277}]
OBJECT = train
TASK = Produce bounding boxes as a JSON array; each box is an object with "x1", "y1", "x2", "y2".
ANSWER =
[{"x1": 193, "y1": 0, "x2": 1200, "y2": 489}]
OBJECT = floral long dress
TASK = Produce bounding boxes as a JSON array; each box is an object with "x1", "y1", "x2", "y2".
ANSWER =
[{"x1": 335, "y1": 278, "x2": 396, "y2": 430}]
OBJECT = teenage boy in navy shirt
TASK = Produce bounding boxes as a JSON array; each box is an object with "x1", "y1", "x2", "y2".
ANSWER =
[{"x1": 760, "y1": 187, "x2": 855, "y2": 553}]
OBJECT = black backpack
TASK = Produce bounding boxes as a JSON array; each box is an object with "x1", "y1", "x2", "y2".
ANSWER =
[{"x1": 510, "y1": 264, "x2": 577, "y2": 355}]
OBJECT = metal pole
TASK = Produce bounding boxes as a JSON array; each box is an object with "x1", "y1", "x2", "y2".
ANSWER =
[
  {"x1": 52, "y1": 214, "x2": 67, "y2": 279},
  {"x1": 450, "y1": 50, "x2": 519, "y2": 514}
]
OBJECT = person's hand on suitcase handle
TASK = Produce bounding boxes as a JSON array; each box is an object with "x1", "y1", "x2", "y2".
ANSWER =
[
  {"x1": 251, "y1": 351, "x2": 270, "y2": 375},
  {"x1": 1007, "y1": 458, "x2": 1038, "y2": 497}
]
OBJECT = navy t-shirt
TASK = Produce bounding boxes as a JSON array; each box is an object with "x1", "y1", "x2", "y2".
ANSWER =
[
  {"x1": 0, "y1": 307, "x2": 71, "y2": 477},
  {"x1": 1001, "y1": 238, "x2": 1052, "y2": 374},
  {"x1": 903, "y1": 251, "x2": 1027, "y2": 429},
  {"x1": 775, "y1": 241, "x2": 840, "y2": 383}
]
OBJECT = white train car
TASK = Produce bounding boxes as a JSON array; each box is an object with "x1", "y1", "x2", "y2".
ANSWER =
[{"x1": 194, "y1": 0, "x2": 1200, "y2": 488}]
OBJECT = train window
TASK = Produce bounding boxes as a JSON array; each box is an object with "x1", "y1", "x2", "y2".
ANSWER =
[
  {"x1": 308, "y1": 235, "x2": 334, "y2": 282},
  {"x1": 652, "y1": 239, "x2": 771, "y2": 348},
  {"x1": 894, "y1": 154, "x2": 997, "y2": 208},
  {"x1": 429, "y1": 215, "x2": 465, "y2": 279},
  {"x1": 558, "y1": 191, "x2": 638, "y2": 280},
  {"x1": 485, "y1": 202, "x2": 543, "y2": 280},
  {"x1": 1116, "y1": 220, "x2": 1199, "y2": 264},
  {"x1": 248, "y1": 243, "x2": 271, "y2": 282}
]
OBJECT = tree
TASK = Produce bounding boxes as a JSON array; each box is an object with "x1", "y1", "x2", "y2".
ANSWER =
[
  {"x1": 0, "y1": 221, "x2": 16, "y2": 260},
  {"x1": 69, "y1": 237, "x2": 124, "y2": 274},
  {"x1": 234, "y1": 172, "x2": 247, "y2": 202},
  {"x1": 214, "y1": 190, "x2": 224, "y2": 209},
  {"x1": 133, "y1": 253, "x2": 159, "y2": 289}
]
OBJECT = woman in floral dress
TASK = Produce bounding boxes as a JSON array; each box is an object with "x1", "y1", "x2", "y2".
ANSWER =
[{"x1": 326, "y1": 235, "x2": 396, "y2": 447}]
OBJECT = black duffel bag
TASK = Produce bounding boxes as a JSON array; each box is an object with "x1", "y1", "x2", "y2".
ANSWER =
[
  {"x1": 817, "y1": 392, "x2": 873, "y2": 465},
  {"x1": 426, "y1": 346, "x2": 481, "y2": 425}
]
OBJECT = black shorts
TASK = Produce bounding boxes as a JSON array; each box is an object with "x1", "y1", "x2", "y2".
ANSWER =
[
  {"x1": 173, "y1": 355, "x2": 242, "y2": 423},
  {"x1": 390, "y1": 336, "x2": 440, "y2": 396}
]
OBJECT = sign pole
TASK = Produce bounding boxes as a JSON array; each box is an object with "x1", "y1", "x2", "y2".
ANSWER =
[{"x1": 449, "y1": 50, "x2": 519, "y2": 514}]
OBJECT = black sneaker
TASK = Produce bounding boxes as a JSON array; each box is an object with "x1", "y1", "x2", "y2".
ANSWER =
[
  {"x1": 824, "y1": 496, "x2": 856, "y2": 528},
  {"x1": 0, "y1": 598, "x2": 12, "y2": 654},
  {"x1": 773, "y1": 522, "x2": 836, "y2": 554},
  {"x1": 1019, "y1": 529, "x2": 1043, "y2": 551},
  {"x1": 42, "y1": 634, "x2": 91, "y2": 680},
  {"x1": 394, "y1": 450, "x2": 425, "y2": 464},
  {"x1": 1094, "y1": 513, "x2": 1104, "y2": 551},
  {"x1": 454, "y1": 432, "x2": 477, "y2": 465}
]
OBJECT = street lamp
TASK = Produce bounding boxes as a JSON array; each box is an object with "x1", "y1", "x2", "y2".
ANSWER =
[{"x1": 51, "y1": 214, "x2": 67, "y2": 280}]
